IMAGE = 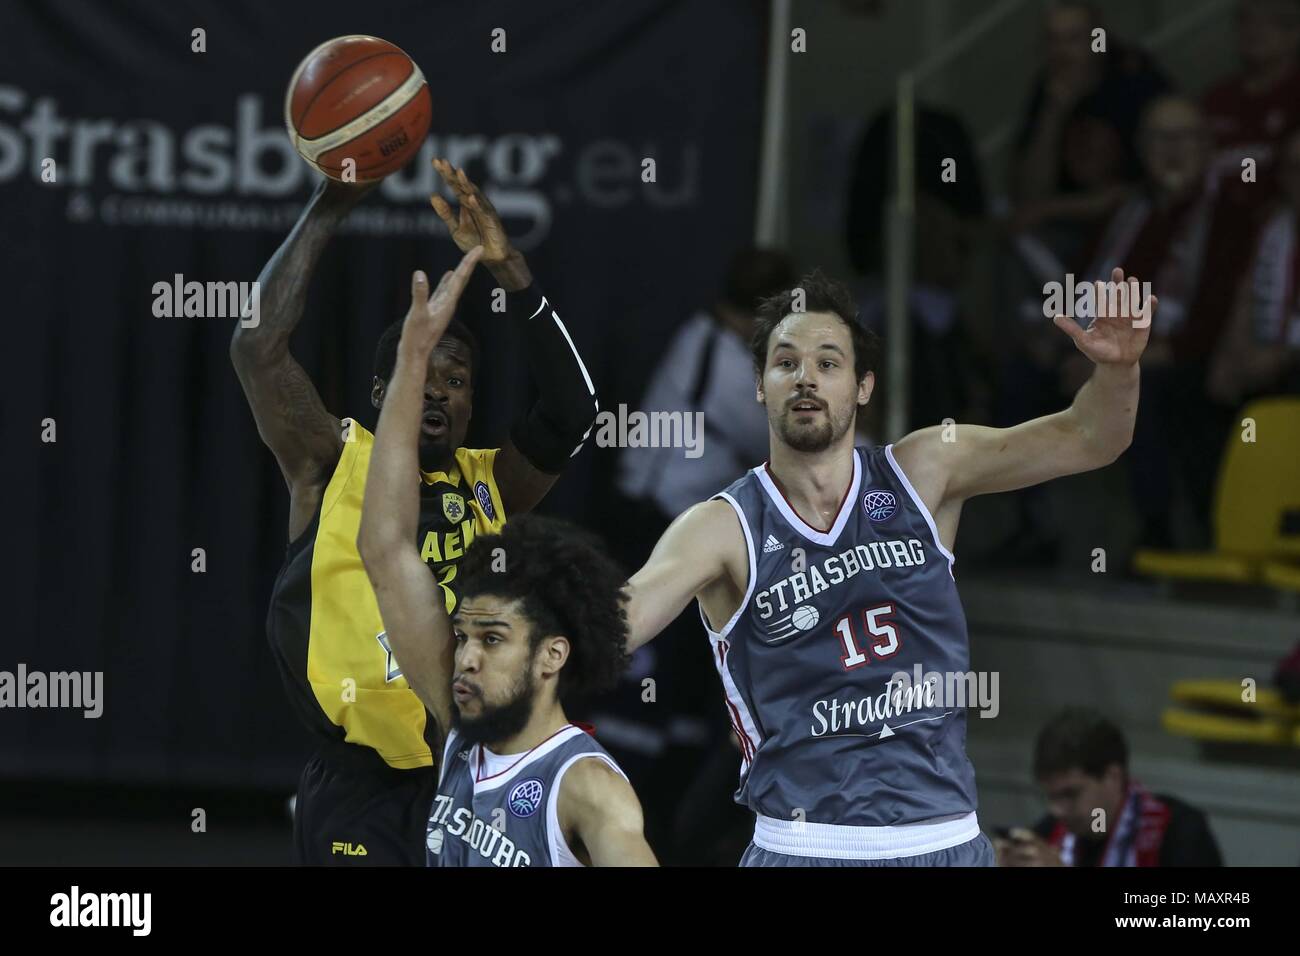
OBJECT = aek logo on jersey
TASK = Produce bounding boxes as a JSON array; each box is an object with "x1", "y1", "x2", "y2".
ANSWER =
[
  {"x1": 442, "y1": 492, "x2": 466, "y2": 524},
  {"x1": 753, "y1": 538, "x2": 929, "y2": 643}
]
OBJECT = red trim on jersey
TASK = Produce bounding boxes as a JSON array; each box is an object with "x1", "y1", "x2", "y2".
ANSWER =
[
  {"x1": 714, "y1": 641, "x2": 755, "y2": 763},
  {"x1": 725, "y1": 698, "x2": 754, "y2": 763},
  {"x1": 760, "y1": 456, "x2": 855, "y2": 534},
  {"x1": 473, "y1": 724, "x2": 576, "y2": 783}
]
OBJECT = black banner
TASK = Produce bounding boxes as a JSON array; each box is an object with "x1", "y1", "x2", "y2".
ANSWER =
[{"x1": 2, "y1": 0, "x2": 764, "y2": 784}]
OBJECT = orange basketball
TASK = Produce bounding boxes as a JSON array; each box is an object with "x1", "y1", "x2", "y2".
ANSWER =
[{"x1": 284, "y1": 35, "x2": 432, "y2": 182}]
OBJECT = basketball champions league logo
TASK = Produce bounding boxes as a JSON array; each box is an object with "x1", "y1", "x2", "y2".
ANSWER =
[
  {"x1": 508, "y1": 778, "x2": 544, "y2": 818},
  {"x1": 862, "y1": 489, "x2": 896, "y2": 521}
]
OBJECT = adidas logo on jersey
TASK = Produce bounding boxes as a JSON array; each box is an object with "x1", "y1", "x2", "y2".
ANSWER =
[{"x1": 762, "y1": 535, "x2": 785, "y2": 553}]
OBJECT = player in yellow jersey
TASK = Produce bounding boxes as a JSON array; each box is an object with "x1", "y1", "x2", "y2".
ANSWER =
[{"x1": 231, "y1": 160, "x2": 598, "y2": 865}]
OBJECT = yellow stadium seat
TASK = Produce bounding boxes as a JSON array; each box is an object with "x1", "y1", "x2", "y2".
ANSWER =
[
  {"x1": 1169, "y1": 679, "x2": 1300, "y2": 719},
  {"x1": 1133, "y1": 398, "x2": 1300, "y2": 587},
  {"x1": 1162, "y1": 679, "x2": 1300, "y2": 748},
  {"x1": 1162, "y1": 707, "x2": 1296, "y2": 745},
  {"x1": 1261, "y1": 560, "x2": 1300, "y2": 593}
]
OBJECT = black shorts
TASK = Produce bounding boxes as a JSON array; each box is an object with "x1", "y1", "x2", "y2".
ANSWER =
[{"x1": 293, "y1": 738, "x2": 438, "y2": 866}]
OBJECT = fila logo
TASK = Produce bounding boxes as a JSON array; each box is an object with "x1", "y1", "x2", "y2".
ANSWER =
[
  {"x1": 762, "y1": 535, "x2": 785, "y2": 553},
  {"x1": 331, "y1": 842, "x2": 368, "y2": 857}
]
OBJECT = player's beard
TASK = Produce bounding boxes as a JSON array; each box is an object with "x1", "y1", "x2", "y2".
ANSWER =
[
  {"x1": 772, "y1": 400, "x2": 855, "y2": 453},
  {"x1": 418, "y1": 433, "x2": 454, "y2": 473},
  {"x1": 450, "y1": 663, "x2": 538, "y2": 749}
]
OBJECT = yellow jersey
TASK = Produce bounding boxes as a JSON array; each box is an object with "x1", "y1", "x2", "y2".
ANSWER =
[{"x1": 267, "y1": 419, "x2": 507, "y2": 769}]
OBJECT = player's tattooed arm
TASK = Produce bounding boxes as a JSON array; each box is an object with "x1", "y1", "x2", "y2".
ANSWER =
[
  {"x1": 624, "y1": 500, "x2": 748, "y2": 653},
  {"x1": 358, "y1": 249, "x2": 484, "y2": 740},
  {"x1": 893, "y1": 269, "x2": 1154, "y2": 510},
  {"x1": 559, "y1": 758, "x2": 658, "y2": 867},
  {"x1": 230, "y1": 177, "x2": 377, "y2": 538}
]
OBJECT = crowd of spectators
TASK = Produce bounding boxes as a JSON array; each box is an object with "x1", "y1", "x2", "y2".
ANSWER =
[{"x1": 846, "y1": 0, "x2": 1300, "y2": 556}]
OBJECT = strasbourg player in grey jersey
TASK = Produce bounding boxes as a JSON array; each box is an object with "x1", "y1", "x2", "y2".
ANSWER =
[
  {"x1": 356, "y1": 249, "x2": 656, "y2": 867},
  {"x1": 623, "y1": 268, "x2": 1155, "y2": 866}
]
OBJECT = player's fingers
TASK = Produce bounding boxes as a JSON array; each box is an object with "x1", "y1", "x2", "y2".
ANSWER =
[
  {"x1": 1144, "y1": 292, "x2": 1159, "y2": 320},
  {"x1": 464, "y1": 193, "x2": 497, "y2": 236},
  {"x1": 434, "y1": 158, "x2": 473, "y2": 204},
  {"x1": 465, "y1": 175, "x2": 499, "y2": 216},
  {"x1": 1094, "y1": 279, "x2": 1110, "y2": 319},
  {"x1": 450, "y1": 245, "x2": 485, "y2": 286},
  {"x1": 431, "y1": 156, "x2": 455, "y2": 187},
  {"x1": 1052, "y1": 313, "x2": 1087, "y2": 348},
  {"x1": 429, "y1": 193, "x2": 461, "y2": 231},
  {"x1": 443, "y1": 162, "x2": 472, "y2": 202},
  {"x1": 410, "y1": 269, "x2": 430, "y2": 308},
  {"x1": 467, "y1": 191, "x2": 501, "y2": 225},
  {"x1": 429, "y1": 192, "x2": 454, "y2": 224},
  {"x1": 455, "y1": 166, "x2": 484, "y2": 206},
  {"x1": 430, "y1": 247, "x2": 483, "y2": 308}
]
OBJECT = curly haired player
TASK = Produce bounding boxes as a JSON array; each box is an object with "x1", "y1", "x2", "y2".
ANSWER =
[{"x1": 358, "y1": 256, "x2": 656, "y2": 867}]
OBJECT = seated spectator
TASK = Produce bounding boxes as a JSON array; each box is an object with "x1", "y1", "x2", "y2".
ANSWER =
[
  {"x1": 996, "y1": 707, "x2": 1224, "y2": 867},
  {"x1": 1078, "y1": 95, "x2": 1257, "y2": 547},
  {"x1": 1209, "y1": 127, "x2": 1300, "y2": 404},
  {"x1": 1202, "y1": 0, "x2": 1300, "y2": 219}
]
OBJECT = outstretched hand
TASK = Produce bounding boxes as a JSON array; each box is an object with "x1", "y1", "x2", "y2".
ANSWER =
[
  {"x1": 399, "y1": 245, "x2": 484, "y2": 358},
  {"x1": 430, "y1": 158, "x2": 513, "y2": 263},
  {"x1": 429, "y1": 158, "x2": 532, "y2": 291},
  {"x1": 1052, "y1": 267, "x2": 1156, "y2": 367}
]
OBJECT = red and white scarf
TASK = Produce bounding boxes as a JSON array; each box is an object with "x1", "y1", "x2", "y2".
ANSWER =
[{"x1": 1050, "y1": 781, "x2": 1171, "y2": 867}]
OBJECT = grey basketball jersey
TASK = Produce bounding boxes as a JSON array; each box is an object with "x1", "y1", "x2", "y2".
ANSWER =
[
  {"x1": 706, "y1": 444, "x2": 979, "y2": 826},
  {"x1": 426, "y1": 723, "x2": 626, "y2": 867}
]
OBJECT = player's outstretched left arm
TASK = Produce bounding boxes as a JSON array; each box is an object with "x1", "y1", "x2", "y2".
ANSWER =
[
  {"x1": 430, "y1": 158, "x2": 598, "y2": 516},
  {"x1": 893, "y1": 268, "x2": 1155, "y2": 509},
  {"x1": 358, "y1": 247, "x2": 484, "y2": 744},
  {"x1": 559, "y1": 758, "x2": 658, "y2": 867}
]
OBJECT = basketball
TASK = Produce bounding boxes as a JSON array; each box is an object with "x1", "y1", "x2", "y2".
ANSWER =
[{"x1": 284, "y1": 35, "x2": 432, "y2": 182}]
